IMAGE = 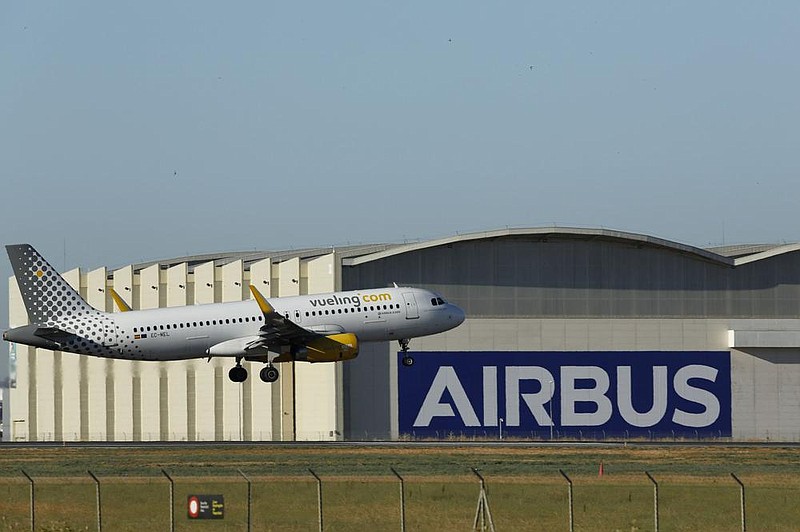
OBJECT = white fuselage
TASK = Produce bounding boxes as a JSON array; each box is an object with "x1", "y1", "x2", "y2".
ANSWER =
[{"x1": 105, "y1": 286, "x2": 463, "y2": 361}]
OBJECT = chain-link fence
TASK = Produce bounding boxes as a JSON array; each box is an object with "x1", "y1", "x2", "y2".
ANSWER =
[{"x1": 2, "y1": 468, "x2": 797, "y2": 531}]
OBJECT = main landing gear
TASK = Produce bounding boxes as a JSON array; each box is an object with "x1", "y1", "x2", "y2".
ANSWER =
[
  {"x1": 228, "y1": 358, "x2": 248, "y2": 382},
  {"x1": 228, "y1": 358, "x2": 279, "y2": 383},
  {"x1": 399, "y1": 339, "x2": 414, "y2": 367},
  {"x1": 259, "y1": 365, "x2": 279, "y2": 383}
]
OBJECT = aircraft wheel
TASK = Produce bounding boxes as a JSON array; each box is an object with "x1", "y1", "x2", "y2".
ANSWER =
[
  {"x1": 260, "y1": 365, "x2": 280, "y2": 383},
  {"x1": 229, "y1": 365, "x2": 248, "y2": 383},
  {"x1": 401, "y1": 356, "x2": 415, "y2": 367}
]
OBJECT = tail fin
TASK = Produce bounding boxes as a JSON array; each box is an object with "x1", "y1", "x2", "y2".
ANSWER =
[
  {"x1": 6, "y1": 244, "x2": 97, "y2": 326},
  {"x1": 109, "y1": 287, "x2": 132, "y2": 312}
]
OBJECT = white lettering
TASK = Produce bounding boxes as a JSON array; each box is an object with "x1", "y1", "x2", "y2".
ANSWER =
[
  {"x1": 672, "y1": 365, "x2": 720, "y2": 427},
  {"x1": 413, "y1": 366, "x2": 481, "y2": 427},
  {"x1": 483, "y1": 367, "x2": 498, "y2": 426},
  {"x1": 410, "y1": 361, "x2": 725, "y2": 431},
  {"x1": 561, "y1": 366, "x2": 612, "y2": 426},
  {"x1": 505, "y1": 366, "x2": 555, "y2": 427},
  {"x1": 617, "y1": 366, "x2": 668, "y2": 427}
]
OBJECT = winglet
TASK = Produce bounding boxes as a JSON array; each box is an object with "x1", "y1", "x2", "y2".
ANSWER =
[
  {"x1": 109, "y1": 288, "x2": 132, "y2": 312},
  {"x1": 249, "y1": 285, "x2": 275, "y2": 314}
]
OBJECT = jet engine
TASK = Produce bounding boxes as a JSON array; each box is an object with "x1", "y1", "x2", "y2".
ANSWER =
[{"x1": 304, "y1": 333, "x2": 359, "y2": 362}]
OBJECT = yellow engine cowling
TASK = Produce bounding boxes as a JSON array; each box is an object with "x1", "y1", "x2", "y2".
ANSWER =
[{"x1": 305, "y1": 333, "x2": 359, "y2": 363}]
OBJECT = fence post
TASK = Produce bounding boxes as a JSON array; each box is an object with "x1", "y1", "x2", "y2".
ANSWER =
[
  {"x1": 390, "y1": 467, "x2": 406, "y2": 532},
  {"x1": 238, "y1": 469, "x2": 252, "y2": 532},
  {"x1": 471, "y1": 468, "x2": 495, "y2": 532},
  {"x1": 559, "y1": 469, "x2": 574, "y2": 532},
  {"x1": 161, "y1": 469, "x2": 174, "y2": 532},
  {"x1": 20, "y1": 470, "x2": 34, "y2": 532},
  {"x1": 308, "y1": 468, "x2": 323, "y2": 532},
  {"x1": 645, "y1": 471, "x2": 658, "y2": 532},
  {"x1": 88, "y1": 470, "x2": 102, "y2": 531},
  {"x1": 731, "y1": 473, "x2": 746, "y2": 532}
]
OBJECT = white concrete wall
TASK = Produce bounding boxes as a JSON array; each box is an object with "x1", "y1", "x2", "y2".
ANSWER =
[
  {"x1": 248, "y1": 258, "x2": 274, "y2": 440},
  {"x1": 277, "y1": 257, "x2": 300, "y2": 441},
  {"x1": 219, "y1": 260, "x2": 245, "y2": 440},
  {"x1": 137, "y1": 264, "x2": 161, "y2": 440},
  {"x1": 85, "y1": 267, "x2": 109, "y2": 440},
  {"x1": 111, "y1": 266, "x2": 135, "y2": 440},
  {"x1": 414, "y1": 318, "x2": 729, "y2": 353},
  {"x1": 192, "y1": 261, "x2": 216, "y2": 440},
  {"x1": 730, "y1": 348, "x2": 800, "y2": 440},
  {"x1": 62, "y1": 269, "x2": 85, "y2": 441},
  {"x1": 297, "y1": 253, "x2": 341, "y2": 441},
  {"x1": 193, "y1": 261, "x2": 215, "y2": 306}
]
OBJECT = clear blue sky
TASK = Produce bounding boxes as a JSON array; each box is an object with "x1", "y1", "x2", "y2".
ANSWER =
[{"x1": 2, "y1": 2, "x2": 799, "y2": 327}]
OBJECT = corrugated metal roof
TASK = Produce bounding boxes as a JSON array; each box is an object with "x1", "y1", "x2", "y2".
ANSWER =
[
  {"x1": 117, "y1": 228, "x2": 799, "y2": 273},
  {"x1": 342, "y1": 227, "x2": 735, "y2": 267}
]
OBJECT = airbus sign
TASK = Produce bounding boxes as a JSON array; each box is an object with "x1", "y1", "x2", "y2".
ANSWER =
[{"x1": 398, "y1": 352, "x2": 731, "y2": 438}]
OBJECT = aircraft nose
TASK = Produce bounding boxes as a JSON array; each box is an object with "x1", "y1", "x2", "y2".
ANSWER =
[{"x1": 450, "y1": 304, "x2": 466, "y2": 325}]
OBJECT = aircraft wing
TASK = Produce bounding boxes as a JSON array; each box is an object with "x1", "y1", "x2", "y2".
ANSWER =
[{"x1": 247, "y1": 286, "x2": 324, "y2": 352}]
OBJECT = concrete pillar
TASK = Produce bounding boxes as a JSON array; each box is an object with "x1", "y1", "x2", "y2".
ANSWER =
[
  {"x1": 249, "y1": 258, "x2": 273, "y2": 440},
  {"x1": 278, "y1": 258, "x2": 300, "y2": 441},
  {"x1": 297, "y1": 253, "x2": 341, "y2": 441},
  {"x1": 137, "y1": 264, "x2": 161, "y2": 440},
  {"x1": 112, "y1": 266, "x2": 135, "y2": 441}
]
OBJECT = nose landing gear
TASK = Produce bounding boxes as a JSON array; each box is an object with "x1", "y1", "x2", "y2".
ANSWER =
[{"x1": 399, "y1": 339, "x2": 414, "y2": 367}]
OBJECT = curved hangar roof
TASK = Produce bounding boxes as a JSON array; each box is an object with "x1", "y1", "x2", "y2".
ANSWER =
[
  {"x1": 128, "y1": 227, "x2": 798, "y2": 271},
  {"x1": 344, "y1": 227, "x2": 799, "y2": 268}
]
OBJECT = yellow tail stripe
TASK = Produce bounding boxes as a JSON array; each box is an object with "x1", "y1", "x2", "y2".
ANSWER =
[{"x1": 249, "y1": 285, "x2": 275, "y2": 314}]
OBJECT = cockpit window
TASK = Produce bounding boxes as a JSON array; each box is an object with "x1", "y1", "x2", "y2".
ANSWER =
[
  {"x1": 436, "y1": 297, "x2": 446, "y2": 305},
  {"x1": 431, "y1": 298, "x2": 438, "y2": 306}
]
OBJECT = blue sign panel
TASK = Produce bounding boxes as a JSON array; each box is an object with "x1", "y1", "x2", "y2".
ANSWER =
[{"x1": 398, "y1": 352, "x2": 731, "y2": 438}]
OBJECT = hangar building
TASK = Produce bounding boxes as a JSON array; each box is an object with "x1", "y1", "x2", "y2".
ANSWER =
[{"x1": 4, "y1": 228, "x2": 800, "y2": 442}]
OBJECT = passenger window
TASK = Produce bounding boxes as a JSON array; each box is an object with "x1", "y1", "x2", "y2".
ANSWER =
[
  {"x1": 134, "y1": 327, "x2": 138, "y2": 333},
  {"x1": 146, "y1": 326, "x2": 151, "y2": 331},
  {"x1": 245, "y1": 317, "x2": 249, "y2": 322}
]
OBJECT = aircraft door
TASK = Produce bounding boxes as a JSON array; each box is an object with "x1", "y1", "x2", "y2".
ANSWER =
[
  {"x1": 101, "y1": 316, "x2": 118, "y2": 347},
  {"x1": 293, "y1": 309, "x2": 302, "y2": 324},
  {"x1": 402, "y1": 292, "x2": 419, "y2": 319}
]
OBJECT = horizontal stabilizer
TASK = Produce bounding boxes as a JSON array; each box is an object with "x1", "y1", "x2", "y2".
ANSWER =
[
  {"x1": 3, "y1": 324, "x2": 72, "y2": 350},
  {"x1": 34, "y1": 327, "x2": 73, "y2": 342}
]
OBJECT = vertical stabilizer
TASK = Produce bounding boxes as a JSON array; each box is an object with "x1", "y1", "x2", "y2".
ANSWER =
[{"x1": 6, "y1": 244, "x2": 97, "y2": 326}]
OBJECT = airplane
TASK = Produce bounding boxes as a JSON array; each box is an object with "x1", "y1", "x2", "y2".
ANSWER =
[{"x1": 2, "y1": 244, "x2": 466, "y2": 383}]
